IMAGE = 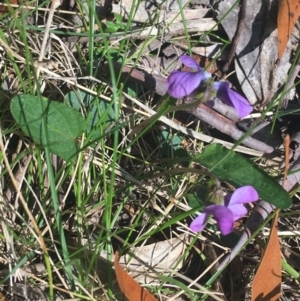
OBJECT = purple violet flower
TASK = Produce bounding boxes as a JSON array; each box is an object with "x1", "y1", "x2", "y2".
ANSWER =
[
  {"x1": 167, "y1": 55, "x2": 211, "y2": 98},
  {"x1": 190, "y1": 186, "x2": 259, "y2": 235},
  {"x1": 213, "y1": 82, "x2": 253, "y2": 119},
  {"x1": 167, "y1": 55, "x2": 253, "y2": 118}
]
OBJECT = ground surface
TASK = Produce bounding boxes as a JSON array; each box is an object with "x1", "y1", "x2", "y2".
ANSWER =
[{"x1": 0, "y1": 0, "x2": 299, "y2": 300}]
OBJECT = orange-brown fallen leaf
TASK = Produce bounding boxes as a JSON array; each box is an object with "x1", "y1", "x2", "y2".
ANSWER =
[
  {"x1": 0, "y1": 291, "x2": 9, "y2": 301},
  {"x1": 114, "y1": 251, "x2": 158, "y2": 301},
  {"x1": 251, "y1": 210, "x2": 281, "y2": 301},
  {"x1": 251, "y1": 136, "x2": 291, "y2": 301},
  {"x1": 0, "y1": 0, "x2": 18, "y2": 13},
  {"x1": 278, "y1": 0, "x2": 300, "y2": 59}
]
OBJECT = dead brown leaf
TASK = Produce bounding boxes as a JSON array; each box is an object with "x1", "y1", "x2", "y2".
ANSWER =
[
  {"x1": 251, "y1": 210, "x2": 281, "y2": 301},
  {"x1": 217, "y1": 0, "x2": 297, "y2": 105},
  {"x1": 0, "y1": 292, "x2": 8, "y2": 301},
  {"x1": 114, "y1": 251, "x2": 158, "y2": 301},
  {"x1": 119, "y1": 234, "x2": 188, "y2": 284},
  {"x1": 250, "y1": 134, "x2": 291, "y2": 300},
  {"x1": 0, "y1": 0, "x2": 18, "y2": 13},
  {"x1": 278, "y1": 0, "x2": 300, "y2": 59}
]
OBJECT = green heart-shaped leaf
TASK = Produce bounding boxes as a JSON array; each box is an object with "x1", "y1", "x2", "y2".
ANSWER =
[{"x1": 11, "y1": 94, "x2": 86, "y2": 162}]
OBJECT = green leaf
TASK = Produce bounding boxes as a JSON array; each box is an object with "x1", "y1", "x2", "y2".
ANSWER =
[
  {"x1": 105, "y1": 21, "x2": 119, "y2": 33},
  {"x1": 194, "y1": 144, "x2": 291, "y2": 209},
  {"x1": 113, "y1": 13, "x2": 125, "y2": 29},
  {"x1": 156, "y1": 129, "x2": 184, "y2": 156},
  {"x1": 114, "y1": 13, "x2": 123, "y2": 23},
  {"x1": 64, "y1": 90, "x2": 91, "y2": 110},
  {"x1": 87, "y1": 98, "x2": 115, "y2": 139},
  {"x1": 11, "y1": 94, "x2": 86, "y2": 162},
  {"x1": 186, "y1": 185, "x2": 207, "y2": 209},
  {"x1": 124, "y1": 82, "x2": 143, "y2": 99},
  {"x1": 64, "y1": 90, "x2": 116, "y2": 140}
]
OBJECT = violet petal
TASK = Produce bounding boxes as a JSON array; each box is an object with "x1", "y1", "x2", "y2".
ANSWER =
[
  {"x1": 190, "y1": 212, "x2": 209, "y2": 232},
  {"x1": 205, "y1": 205, "x2": 235, "y2": 235},
  {"x1": 228, "y1": 204, "x2": 248, "y2": 221},
  {"x1": 228, "y1": 186, "x2": 259, "y2": 206},
  {"x1": 179, "y1": 56, "x2": 212, "y2": 80},
  {"x1": 179, "y1": 55, "x2": 202, "y2": 71},
  {"x1": 227, "y1": 89, "x2": 253, "y2": 118},
  {"x1": 213, "y1": 82, "x2": 253, "y2": 118},
  {"x1": 167, "y1": 70, "x2": 202, "y2": 98}
]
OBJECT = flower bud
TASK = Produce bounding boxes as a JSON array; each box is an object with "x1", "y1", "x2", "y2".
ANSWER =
[{"x1": 207, "y1": 179, "x2": 224, "y2": 205}]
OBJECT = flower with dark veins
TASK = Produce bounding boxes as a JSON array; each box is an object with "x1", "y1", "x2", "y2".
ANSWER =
[
  {"x1": 167, "y1": 55, "x2": 253, "y2": 118},
  {"x1": 190, "y1": 186, "x2": 259, "y2": 235}
]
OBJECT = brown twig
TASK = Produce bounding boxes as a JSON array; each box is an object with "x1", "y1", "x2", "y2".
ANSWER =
[
  {"x1": 100, "y1": 62, "x2": 275, "y2": 154},
  {"x1": 177, "y1": 97, "x2": 274, "y2": 154},
  {"x1": 283, "y1": 134, "x2": 290, "y2": 188},
  {"x1": 101, "y1": 62, "x2": 167, "y2": 96}
]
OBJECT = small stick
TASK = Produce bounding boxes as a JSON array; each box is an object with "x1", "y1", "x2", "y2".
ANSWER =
[
  {"x1": 222, "y1": 0, "x2": 247, "y2": 72},
  {"x1": 282, "y1": 133, "x2": 290, "y2": 188}
]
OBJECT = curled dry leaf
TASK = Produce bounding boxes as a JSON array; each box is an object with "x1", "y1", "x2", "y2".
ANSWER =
[
  {"x1": 114, "y1": 251, "x2": 158, "y2": 301},
  {"x1": 75, "y1": 234, "x2": 188, "y2": 299},
  {"x1": 119, "y1": 234, "x2": 189, "y2": 284},
  {"x1": 217, "y1": 0, "x2": 298, "y2": 105}
]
